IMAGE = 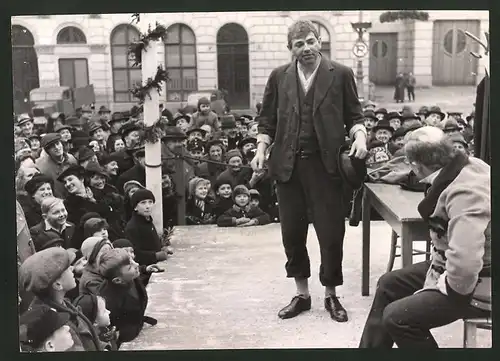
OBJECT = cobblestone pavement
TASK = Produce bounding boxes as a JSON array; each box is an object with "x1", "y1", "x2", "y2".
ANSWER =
[{"x1": 120, "y1": 222, "x2": 491, "y2": 350}]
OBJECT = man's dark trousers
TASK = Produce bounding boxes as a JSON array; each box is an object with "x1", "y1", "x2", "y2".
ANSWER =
[
  {"x1": 276, "y1": 152, "x2": 346, "y2": 287},
  {"x1": 359, "y1": 261, "x2": 490, "y2": 348}
]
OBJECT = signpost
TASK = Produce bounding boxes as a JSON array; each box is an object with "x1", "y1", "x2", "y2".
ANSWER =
[
  {"x1": 141, "y1": 15, "x2": 164, "y2": 236},
  {"x1": 351, "y1": 16, "x2": 372, "y2": 100}
]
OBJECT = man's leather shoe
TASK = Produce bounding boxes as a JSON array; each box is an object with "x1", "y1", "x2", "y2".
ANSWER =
[
  {"x1": 278, "y1": 295, "x2": 311, "y2": 319},
  {"x1": 324, "y1": 296, "x2": 348, "y2": 322}
]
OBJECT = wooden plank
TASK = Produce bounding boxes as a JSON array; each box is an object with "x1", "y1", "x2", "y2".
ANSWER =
[{"x1": 365, "y1": 183, "x2": 425, "y2": 222}]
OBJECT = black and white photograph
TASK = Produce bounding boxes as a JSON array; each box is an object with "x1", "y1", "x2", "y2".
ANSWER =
[{"x1": 12, "y1": 9, "x2": 491, "y2": 351}]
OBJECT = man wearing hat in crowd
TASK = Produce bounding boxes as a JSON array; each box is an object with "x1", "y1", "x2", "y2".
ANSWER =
[
  {"x1": 99, "y1": 152, "x2": 121, "y2": 188},
  {"x1": 441, "y1": 118, "x2": 462, "y2": 136},
  {"x1": 19, "y1": 305, "x2": 75, "y2": 352},
  {"x1": 186, "y1": 138, "x2": 206, "y2": 166},
  {"x1": 116, "y1": 145, "x2": 147, "y2": 196},
  {"x1": 372, "y1": 118, "x2": 395, "y2": 145},
  {"x1": 98, "y1": 106, "x2": 112, "y2": 122},
  {"x1": 416, "y1": 106, "x2": 429, "y2": 123},
  {"x1": 88, "y1": 121, "x2": 108, "y2": 153},
  {"x1": 363, "y1": 100, "x2": 377, "y2": 112},
  {"x1": 424, "y1": 105, "x2": 446, "y2": 127},
  {"x1": 77, "y1": 105, "x2": 94, "y2": 121},
  {"x1": 374, "y1": 108, "x2": 388, "y2": 122},
  {"x1": 19, "y1": 247, "x2": 102, "y2": 351},
  {"x1": 385, "y1": 112, "x2": 402, "y2": 132},
  {"x1": 220, "y1": 114, "x2": 242, "y2": 151},
  {"x1": 65, "y1": 115, "x2": 87, "y2": 132},
  {"x1": 186, "y1": 127, "x2": 207, "y2": 143},
  {"x1": 195, "y1": 138, "x2": 226, "y2": 185},
  {"x1": 363, "y1": 110, "x2": 378, "y2": 134},
  {"x1": 54, "y1": 123, "x2": 73, "y2": 154},
  {"x1": 447, "y1": 132, "x2": 470, "y2": 156},
  {"x1": 76, "y1": 146, "x2": 98, "y2": 169},
  {"x1": 160, "y1": 126, "x2": 196, "y2": 184},
  {"x1": 28, "y1": 134, "x2": 42, "y2": 158},
  {"x1": 113, "y1": 122, "x2": 143, "y2": 175},
  {"x1": 35, "y1": 133, "x2": 77, "y2": 198},
  {"x1": 108, "y1": 112, "x2": 128, "y2": 135},
  {"x1": 191, "y1": 97, "x2": 220, "y2": 131},
  {"x1": 17, "y1": 114, "x2": 35, "y2": 138},
  {"x1": 219, "y1": 148, "x2": 252, "y2": 188},
  {"x1": 252, "y1": 19, "x2": 368, "y2": 322}
]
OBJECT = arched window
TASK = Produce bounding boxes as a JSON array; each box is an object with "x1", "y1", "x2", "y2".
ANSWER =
[
  {"x1": 57, "y1": 26, "x2": 87, "y2": 44},
  {"x1": 110, "y1": 24, "x2": 141, "y2": 102},
  {"x1": 164, "y1": 23, "x2": 197, "y2": 102},
  {"x1": 311, "y1": 21, "x2": 331, "y2": 59}
]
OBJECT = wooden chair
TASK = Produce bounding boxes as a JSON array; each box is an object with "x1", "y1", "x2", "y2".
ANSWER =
[
  {"x1": 463, "y1": 317, "x2": 492, "y2": 348},
  {"x1": 386, "y1": 230, "x2": 431, "y2": 272}
]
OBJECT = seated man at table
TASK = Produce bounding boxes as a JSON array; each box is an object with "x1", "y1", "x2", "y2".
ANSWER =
[{"x1": 359, "y1": 126, "x2": 491, "y2": 348}]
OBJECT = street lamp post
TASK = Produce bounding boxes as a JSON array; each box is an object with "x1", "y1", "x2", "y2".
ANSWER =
[{"x1": 350, "y1": 19, "x2": 372, "y2": 100}]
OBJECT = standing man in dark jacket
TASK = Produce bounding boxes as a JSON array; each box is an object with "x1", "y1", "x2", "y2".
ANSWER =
[{"x1": 251, "y1": 20, "x2": 367, "y2": 322}]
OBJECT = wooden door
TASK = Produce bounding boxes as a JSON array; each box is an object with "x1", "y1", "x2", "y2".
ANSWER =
[
  {"x1": 216, "y1": 23, "x2": 250, "y2": 110},
  {"x1": 369, "y1": 33, "x2": 398, "y2": 85},
  {"x1": 432, "y1": 20, "x2": 480, "y2": 85}
]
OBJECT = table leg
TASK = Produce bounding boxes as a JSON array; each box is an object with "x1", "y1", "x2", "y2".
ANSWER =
[
  {"x1": 401, "y1": 224, "x2": 413, "y2": 268},
  {"x1": 362, "y1": 188, "x2": 371, "y2": 296}
]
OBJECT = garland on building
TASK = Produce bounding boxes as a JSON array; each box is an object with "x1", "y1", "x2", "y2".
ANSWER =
[
  {"x1": 127, "y1": 13, "x2": 170, "y2": 144},
  {"x1": 379, "y1": 11, "x2": 430, "y2": 23}
]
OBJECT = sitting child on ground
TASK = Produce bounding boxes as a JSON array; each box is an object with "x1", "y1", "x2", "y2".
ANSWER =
[
  {"x1": 97, "y1": 248, "x2": 157, "y2": 347},
  {"x1": 217, "y1": 185, "x2": 271, "y2": 227},
  {"x1": 73, "y1": 293, "x2": 119, "y2": 350},
  {"x1": 19, "y1": 305, "x2": 74, "y2": 352}
]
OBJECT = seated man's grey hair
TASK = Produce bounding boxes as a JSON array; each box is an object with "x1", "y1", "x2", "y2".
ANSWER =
[
  {"x1": 287, "y1": 20, "x2": 319, "y2": 49},
  {"x1": 404, "y1": 126, "x2": 456, "y2": 172}
]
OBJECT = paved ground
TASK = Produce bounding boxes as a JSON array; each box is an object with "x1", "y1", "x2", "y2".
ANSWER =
[
  {"x1": 120, "y1": 222, "x2": 491, "y2": 350},
  {"x1": 367, "y1": 85, "x2": 477, "y2": 114}
]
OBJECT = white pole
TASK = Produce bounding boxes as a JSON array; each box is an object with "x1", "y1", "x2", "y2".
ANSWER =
[{"x1": 141, "y1": 14, "x2": 163, "y2": 236}]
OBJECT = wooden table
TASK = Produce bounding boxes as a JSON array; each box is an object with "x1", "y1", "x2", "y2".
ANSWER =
[{"x1": 361, "y1": 183, "x2": 429, "y2": 296}]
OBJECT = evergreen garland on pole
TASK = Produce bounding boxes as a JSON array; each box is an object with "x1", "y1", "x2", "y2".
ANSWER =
[
  {"x1": 379, "y1": 10, "x2": 430, "y2": 23},
  {"x1": 128, "y1": 13, "x2": 170, "y2": 144}
]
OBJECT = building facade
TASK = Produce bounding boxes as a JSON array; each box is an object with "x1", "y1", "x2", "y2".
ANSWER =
[{"x1": 11, "y1": 10, "x2": 488, "y2": 113}]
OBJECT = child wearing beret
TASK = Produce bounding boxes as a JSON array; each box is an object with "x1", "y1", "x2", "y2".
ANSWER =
[
  {"x1": 73, "y1": 293, "x2": 118, "y2": 350},
  {"x1": 19, "y1": 248, "x2": 102, "y2": 351},
  {"x1": 124, "y1": 189, "x2": 170, "y2": 268},
  {"x1": 97, "y1": 248, "x2": 156, "y2": 347},
  {"x1": 217, "y1": 185, "x2": 271, "y2": 227},
  {"x1": 19, "y1": 305, "x2": 74, "y2": 352}
]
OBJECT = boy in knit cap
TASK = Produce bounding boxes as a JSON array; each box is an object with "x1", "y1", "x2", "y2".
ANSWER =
[
  {"x1": 212, "y1": 176, "x2": 234, "y2": 218},
  {"x1": 185, "y1": 177, "x2": 216, "y2": 225},
  {"x1": 217, "y1": 185, "x2": 270, "y2": 227},
  {"x1": 125, "y1": 189, "x2": 170, "y2": 269},
  {"x1": 191, "y1": 97, "x2": 220, "y2": 131},
  {"x1": 97, "y1": 248, "x2": 155, "y2": 346},
  {"x1": 79, "y1": 236, "x2": 113, "y2": 295},
  {"x1": 83, "y1": 217, "x2": 109, "y2": 241},
  {"x1": 19, "y1": 305, "x2": 74, "y2": 352},
  {"x1": 218, "y1": 149, "x2": 252, "y2": 187},
  {"x1": 19, "y1": 248, "x2": 102, "y2": 351}
]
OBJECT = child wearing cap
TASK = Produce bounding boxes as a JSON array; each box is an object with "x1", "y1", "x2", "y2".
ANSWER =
[
  {"x1": 97, "y1": 248, "x2": 154, "y2": 346},
  {"x1": 217, "y1": 185, "x2": 270, "y2": 227},
  {"x1": 191, "y1": 97, "x2": 220, "y2": 131},
  {"x1": 186, "y1": 177, "x2": 216, "y2": 225},
  {"x1": 19, "y1": 248, "x2": 102, "y2": 351},
  {"x1": 249, "y1": 189, "x2": 261, "y2": 209},
  {"x1": 125, "y1": 189, "x2": 170, "y2": 267},
  {"x1": 73, "y1": 293, "x2": 118, "y2": 350},
  {"x1": 79, "y1": 236, "x2": 114, "y2": 295},
  {"x1": 19, "y1": 305, "x2": 74, "y2": 352},
  {"x1": 212, "y1": 176, "x2": 234, "y2": 218}
]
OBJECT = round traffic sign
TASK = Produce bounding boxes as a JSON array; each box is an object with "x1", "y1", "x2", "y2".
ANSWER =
[{"x1": 352, "y1": 41, "x2": 368, "y2": 58}]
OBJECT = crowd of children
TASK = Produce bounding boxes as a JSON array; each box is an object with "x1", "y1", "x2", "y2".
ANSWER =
[{"x1": 15, "y1": 92, "x2": 475, "y2": 351}]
